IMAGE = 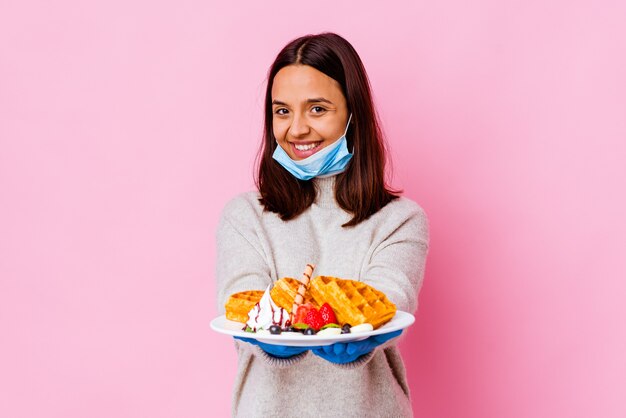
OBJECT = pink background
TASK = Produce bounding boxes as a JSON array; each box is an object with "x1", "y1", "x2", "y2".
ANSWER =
[{"x1": 1, "y1": 1, "x2": 625, "y2": 417}]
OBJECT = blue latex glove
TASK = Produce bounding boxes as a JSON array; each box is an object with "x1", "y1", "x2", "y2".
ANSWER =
[
  {"x1": 234, "y1": 336, "x2": 319, "y2": 358},
  {"x1": 312, "y1": 330, "x2": 403, "y2": 364}
]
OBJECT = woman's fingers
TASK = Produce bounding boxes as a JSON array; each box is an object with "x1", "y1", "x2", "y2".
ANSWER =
[
  {"x1": 346, "y1": 341, "x2": 367, "y2": 355},
  {"x1": 332, "y1": 343, "x2": 347, "y2": 355}
]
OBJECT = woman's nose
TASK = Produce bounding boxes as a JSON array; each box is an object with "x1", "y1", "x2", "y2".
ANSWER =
[{"x1": 288, "y1": 115, "x2": 310, "y2": 137}]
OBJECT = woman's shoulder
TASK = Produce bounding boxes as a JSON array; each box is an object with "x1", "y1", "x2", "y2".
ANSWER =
[
  {"x1": 219, "y1": 190, "x2": 264, "y2": 221},
  {"x1": 373, "y1": 195, "x2": 430, "y2": 241},
  {"x1": 382, "y1": 195, "x2": 428, "y2": 222}
]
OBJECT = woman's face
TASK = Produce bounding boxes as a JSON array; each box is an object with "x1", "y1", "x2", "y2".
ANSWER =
[{"x1": 271, "y1": 64, "x2": 349, "y2": 161}]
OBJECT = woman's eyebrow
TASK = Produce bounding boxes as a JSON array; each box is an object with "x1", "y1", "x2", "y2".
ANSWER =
[
  {"x1": 272, "y1": 97, "x2": 334, "y2": 106},
  {"x1": 306, "y1": 97, "x2": 333, "y2": 105}
]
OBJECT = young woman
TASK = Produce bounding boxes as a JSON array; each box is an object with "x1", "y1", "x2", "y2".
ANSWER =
[{"x1": 216, "y1": 32, "x2": 429, "y2": 417}]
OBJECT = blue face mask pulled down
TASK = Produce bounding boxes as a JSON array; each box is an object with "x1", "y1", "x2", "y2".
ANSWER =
[{"x1": 272, "y1": 114, "x2": 353, "y2": 181}]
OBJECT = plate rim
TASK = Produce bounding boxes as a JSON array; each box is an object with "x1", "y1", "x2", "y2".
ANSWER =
[{"x1": 210, "y1": 310, "x2": 415, "y2": 346}]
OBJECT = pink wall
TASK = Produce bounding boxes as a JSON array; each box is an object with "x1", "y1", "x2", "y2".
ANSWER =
[{"x1": 1, "y1": 1, "x2": 625, "y2": 417}]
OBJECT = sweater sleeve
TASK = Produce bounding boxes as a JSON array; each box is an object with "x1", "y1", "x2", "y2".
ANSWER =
[
  {"x1": 361, "y1": 199, "x2": 430, "y2": 314},
  {"x1": 215, "y1": 195, "x2": 309, "y2": 368},
  {"x1": 215, "y1": 198, "x2": 272, "y2": 312},
  {"x1": 324, "y1": 200, "x2": 429, "y2": 370}
]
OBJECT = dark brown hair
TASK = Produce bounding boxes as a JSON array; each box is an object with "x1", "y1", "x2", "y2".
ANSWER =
[{"x1": 255, "y1": 32, "x2": 399, "y2": 227}]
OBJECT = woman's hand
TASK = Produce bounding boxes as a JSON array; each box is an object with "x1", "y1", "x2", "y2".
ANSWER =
[{"x1": 312, "y1": 330, "x2": 402, "y2": 364}]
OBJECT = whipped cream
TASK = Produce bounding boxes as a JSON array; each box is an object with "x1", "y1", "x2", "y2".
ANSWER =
[
  {"x1": 350, "y1": 323, "x2": 373, "y2": 333},
  {"x1": 245, "y1": 285, "x2": 290, "y2": 331}
]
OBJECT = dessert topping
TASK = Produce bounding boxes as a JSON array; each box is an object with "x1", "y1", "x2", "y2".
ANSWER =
[{"x1": 245, "y1": 285, "x2": 290, "y2": 331}]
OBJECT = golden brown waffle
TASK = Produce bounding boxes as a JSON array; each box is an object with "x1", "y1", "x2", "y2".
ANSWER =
[
  {"x1": 225, "y1": 290, "x2": 264, "y2": 323},
  {"x1": 308, "y1": 276, "x2": 396, "y2": 329},
  {"x1": 224, "y1": 278, "x2": 318, "y2": 323},
  {"x1": 270, "y1": 277, "x2": 318, "y2": 312}
]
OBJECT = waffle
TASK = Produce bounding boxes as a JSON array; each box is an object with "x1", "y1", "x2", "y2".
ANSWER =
[
  {"x1": 224, "y1": 278, "x2": 318, "y2": 323},
  {"x1": 308, "y1": 276, "x2": 396, "y2": 329},
  {"x1": 224, "y1": 290, "x2": 264, "y2": 323},
  {"x1": 270, "y1": 277, "x2": 318, "y2": 312}
]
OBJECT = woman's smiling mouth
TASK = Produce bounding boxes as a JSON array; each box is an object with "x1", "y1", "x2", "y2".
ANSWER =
[{"x1": 291, "y1": 141, "x2": 323, "y2": 159}]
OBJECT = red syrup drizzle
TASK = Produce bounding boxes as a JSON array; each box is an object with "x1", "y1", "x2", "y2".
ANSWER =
[
  {"x1": 274, "y1": 306, "x2": 290, "y2": 328},
  {"x1": 241, "y1": 302, "x2": 262, "y2": 332},
  {"x1": 270, "y1": 299, "x2": 284, "y2": 327},
  {"x1": 272, "y1": 300, "x2": 292, "y2": 328},
  {"x1": 253, "y1": 302, "x2": 261, "y2": 324},
  {"x1": 241, "y1": 294, "x2": 290, "y2": 332}
]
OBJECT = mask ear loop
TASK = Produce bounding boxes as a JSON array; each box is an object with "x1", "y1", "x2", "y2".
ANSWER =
[
  {"x1": 345, "y1": 113, "x2": 354, "y2": 153},
  {"x1": 345, "y1": 113, "x2": 353, "y2": 136}
]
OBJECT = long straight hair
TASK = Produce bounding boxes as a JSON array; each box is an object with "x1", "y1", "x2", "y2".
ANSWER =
[{"x1": 255, "y1": 32, "x2": 399, "y2": 227}]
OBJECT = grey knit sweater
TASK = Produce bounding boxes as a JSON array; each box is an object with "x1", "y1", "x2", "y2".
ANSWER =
[{"x1": 216, "y1": 175, "x2": 429, "y2": 418}]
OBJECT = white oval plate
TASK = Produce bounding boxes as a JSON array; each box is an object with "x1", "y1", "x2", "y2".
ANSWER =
[{"x1": 210, "y1": 311, "x2": 415, "y2": 346}]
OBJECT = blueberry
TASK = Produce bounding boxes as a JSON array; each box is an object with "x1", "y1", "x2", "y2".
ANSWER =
[
  {"x1": 304, "y1": 328, "x2": 316, "y2": 335},
  {"x1": 282, "y1": 326, "x2": 295, "y2": 333},
  {"x1": 341, "y1": 324, "x2": 352, "y2": 334},
  {"x1": 269, "y1": 325, "x2": 282, "y2": 335}
]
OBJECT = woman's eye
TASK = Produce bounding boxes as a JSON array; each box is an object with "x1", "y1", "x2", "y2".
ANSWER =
[
  {"x1": 274, "y1": 108, "x2": 288, "y2": 115},
  {"x1": 311, "y1": 106, "x2": 326, "y2": 113}
]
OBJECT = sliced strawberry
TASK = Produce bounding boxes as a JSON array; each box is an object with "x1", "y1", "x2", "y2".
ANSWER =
[
  {"x1": 319, "y1": 302, "x2": 337, "y2": 325},
  {"x1": 293, "y1": 303, "x2": 314, "y2": 324},
  {"x1": 304, "y1": 308, "x2": 325, "y2": 330}
]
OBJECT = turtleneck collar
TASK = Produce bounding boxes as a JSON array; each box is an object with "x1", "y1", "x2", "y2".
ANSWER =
[{"x1": 312, "y1": 175, "x2": 338, "y2": 208}]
